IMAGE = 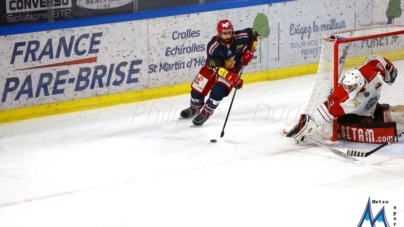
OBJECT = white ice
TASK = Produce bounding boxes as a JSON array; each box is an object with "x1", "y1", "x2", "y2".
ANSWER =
[{"x1": 0, "y1": 74, "x2": 403, "y2": 227}]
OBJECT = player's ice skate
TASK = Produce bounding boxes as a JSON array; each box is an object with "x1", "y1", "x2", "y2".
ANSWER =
[
  {"x1": 191, "y1": 99, "x2": 217, "y2": 126},
  {"x1": 179, "y1": 107, "x2": 200, "y2": 119}
]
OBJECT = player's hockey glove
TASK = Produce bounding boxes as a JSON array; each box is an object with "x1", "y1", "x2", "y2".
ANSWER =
[
  {"x1": 226, "y1": 72, "x2": 243, "y2": 89},
  {"x1": 218, "y1": 68, "x2": 243, "y2": 89},
  {"x1": 384, "y1": 60, "x2": 397, "y2": 85},
  {"x1": 241, "y1": 49, "x2": 254, "y2": 66}
]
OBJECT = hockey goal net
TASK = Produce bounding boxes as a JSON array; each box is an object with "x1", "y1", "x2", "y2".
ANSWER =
[{"x1": 305, "y1": 25, "x2": 404, "y2": 141}]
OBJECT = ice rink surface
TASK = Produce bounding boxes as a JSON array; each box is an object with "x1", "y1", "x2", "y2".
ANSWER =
[{"x1": 0, "y1": 74, "x2": 403, "y2": 227}]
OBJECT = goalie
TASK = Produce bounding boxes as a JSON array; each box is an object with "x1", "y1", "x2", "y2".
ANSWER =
[{"x1": 287, "y1": 55, "x2": 398, "y2": 144}]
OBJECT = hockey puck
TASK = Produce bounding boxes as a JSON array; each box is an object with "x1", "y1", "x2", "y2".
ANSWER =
[{"x1": 210, "y1": 139, "x2": 217, "y2": 143}]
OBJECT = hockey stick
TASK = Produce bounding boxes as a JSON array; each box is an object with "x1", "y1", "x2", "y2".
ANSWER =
[
  {"x1": 304, "y1": 136, "x2": 363, "y2": 164},
  {"x1": 346, "y1": 131, "x2": 404, "y2": 157},
  {"x1": 220, "y1": 63, "x2": 245, "y2": 138}
]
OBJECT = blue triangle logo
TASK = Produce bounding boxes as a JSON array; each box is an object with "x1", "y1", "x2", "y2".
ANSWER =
[{"x1": 358, "y1": 198, "x2": 390, "y2": 227}]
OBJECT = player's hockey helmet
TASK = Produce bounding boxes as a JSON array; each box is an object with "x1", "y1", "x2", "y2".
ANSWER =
[
  {"x1": 342, "y1": 69, "x2": 365, "y2": 94},
  {"x1": 217, "y1": 19, "x2": 234, "y2": 34}
]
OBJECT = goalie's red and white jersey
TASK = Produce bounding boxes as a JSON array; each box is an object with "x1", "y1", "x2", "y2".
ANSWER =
[{"x1": 325, "y1": 58, "x2": 389, "y2": 118}]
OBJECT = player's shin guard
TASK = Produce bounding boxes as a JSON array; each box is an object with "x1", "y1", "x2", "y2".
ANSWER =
[
  {"x1": 192, "y1": 98, "x2": 220, "y2": 126},
  {"x1": 180, "y1": 98, "x2": 204, "y2": 119}
]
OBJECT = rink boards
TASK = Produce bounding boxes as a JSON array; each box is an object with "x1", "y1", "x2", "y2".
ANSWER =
[{"x1": 0, "y1": 0, "x2": 395, "y2": 122}]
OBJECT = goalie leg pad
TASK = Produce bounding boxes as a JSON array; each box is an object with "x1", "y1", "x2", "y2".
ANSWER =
[
  {"x1": 286, "y1": 114, "x2": 318, "y2": 144},
  {"x1": 286, "y1": 114, "x2": 309, "y2": 137},
  {"x1": 293, "y1": 116, "x2": 318, "y2": 144}
]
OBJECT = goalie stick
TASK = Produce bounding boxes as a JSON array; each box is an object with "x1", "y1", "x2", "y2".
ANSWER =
[
  {"x1": 304, "y1": 136, "x2": 363, "y2": 164},
  {"x1": 346, "y1": 131, "x2": 404, "y2": 157}
]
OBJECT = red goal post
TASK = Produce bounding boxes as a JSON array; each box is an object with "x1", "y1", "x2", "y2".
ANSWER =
[{"x1": 304, "y1": 25, "x2": 404, "y2": 141}]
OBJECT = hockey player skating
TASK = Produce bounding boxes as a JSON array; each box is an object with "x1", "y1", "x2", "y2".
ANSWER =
[
  {"x1": 287, "y1": 55, "x2": 398, "y2": 144},
  {"x1": 180, "y1": 19, "x2": 260, "y2": 126}
]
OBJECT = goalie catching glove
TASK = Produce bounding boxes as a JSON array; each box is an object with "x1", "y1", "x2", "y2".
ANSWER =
[
  {"x1": 365, "y1": 56, "x2": 398, "y2": 85},
  {"x1": 384, "y1": 59, "x2": 397, "y2": 85},
  {"x1": 217, "y1": 67, "x2": 243, "y2": 89}
]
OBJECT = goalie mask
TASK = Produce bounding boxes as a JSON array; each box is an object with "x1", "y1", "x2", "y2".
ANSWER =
[
  {"x1": 217, "y1": 19, "x2": 234, "y2": 44},
  {"x1": 342, "y1": 69, "x2": 365, "y2": 97}
]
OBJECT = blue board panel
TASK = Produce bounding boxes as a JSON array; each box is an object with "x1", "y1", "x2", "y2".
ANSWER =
[{"x1": 0, "y1": 0, "x2": 291, "y2": 36}]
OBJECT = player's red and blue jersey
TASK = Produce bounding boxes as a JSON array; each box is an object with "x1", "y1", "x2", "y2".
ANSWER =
[{"x1": 205, "y1": 28, "x2": 259, "y2": 71}]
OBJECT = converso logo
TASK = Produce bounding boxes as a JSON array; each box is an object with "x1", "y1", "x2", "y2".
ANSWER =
[
  {"x1": 6, "y1": 0, "x2": 72, "y2": 13},
  {"x1": 357, "y1": 198, "x2": 392, "y2": 227}
]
